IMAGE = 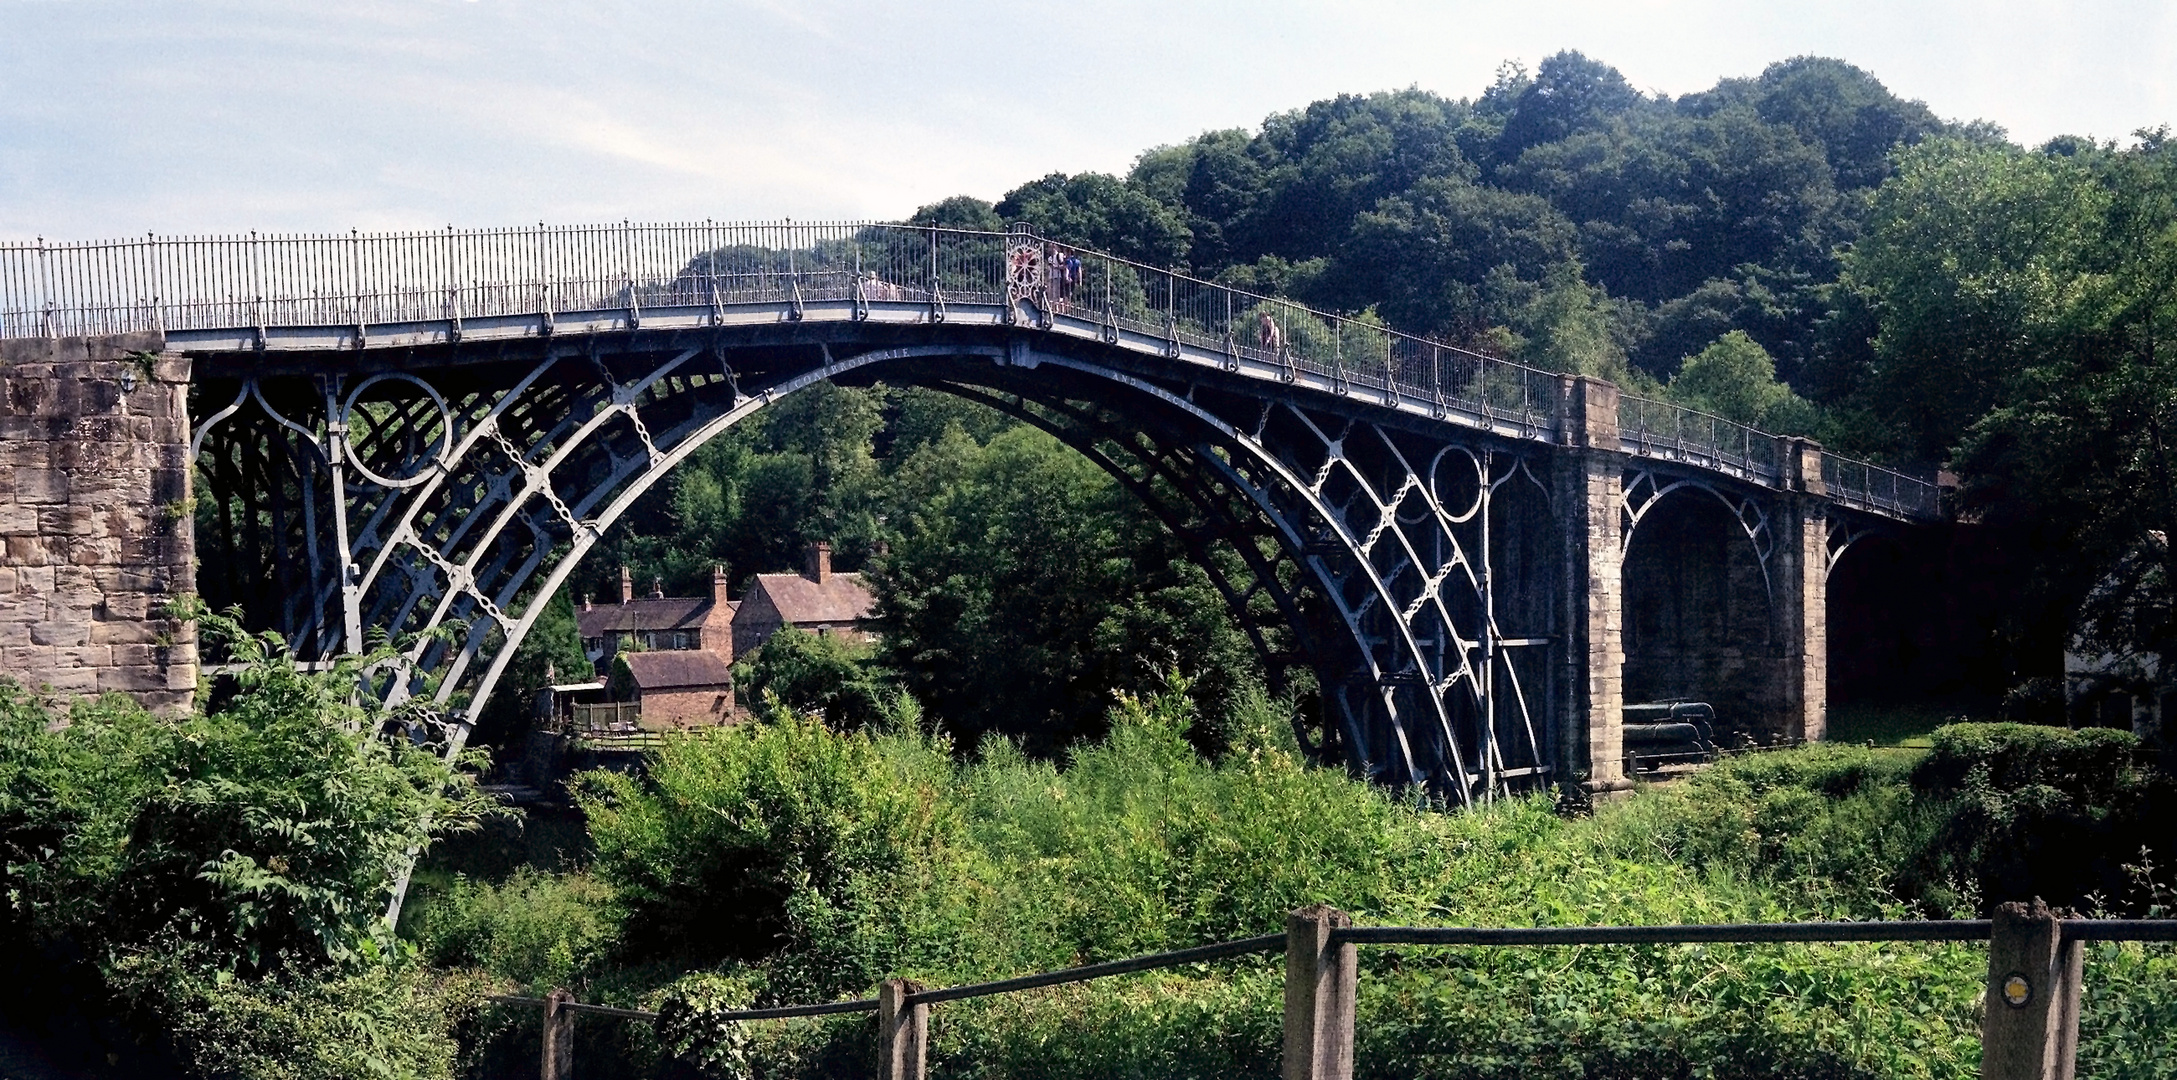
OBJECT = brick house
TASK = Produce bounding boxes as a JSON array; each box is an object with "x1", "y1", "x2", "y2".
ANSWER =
[
  {"x1": 578, "y1": 565, "x2": 737, "y2": 668},
  {"x1": 732, "y1": 541, "x2": 879, "y2": 656},
  {"x1": 614, "y1": 649, "x2": 736, "y2": 726}
]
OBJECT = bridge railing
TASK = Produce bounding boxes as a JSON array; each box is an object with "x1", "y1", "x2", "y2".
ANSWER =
[
  {"x1": 1, "y1": 220, "x2": 1932, "y2": 518},
  {"x1": 1823, "y1": 453, "x2": 1943, "y2": 519},
  {"x1": 1617, "y1": 394, "x2": 1782, "y2": 480},
  {"x1": 486, "y1": 907, "x2": 2176, "y2": 1080}
]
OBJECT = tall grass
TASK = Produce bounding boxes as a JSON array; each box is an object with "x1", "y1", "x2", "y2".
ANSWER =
[{"x1": 407, "y1": 693, "x2": 2177, "y2": 1079}]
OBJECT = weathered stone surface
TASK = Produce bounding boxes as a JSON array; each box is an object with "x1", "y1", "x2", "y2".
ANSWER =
[
  {"x1": 90, "y1": 618, "x2": 161, "y2": 644},
  {"x1": 0, "y1": 341, "x2": 193, "y2": 711},
  {"x1": 30, "y1": 613, "x2": 92, "y2": 647},
  {"x1": 97, "y1": 665, "x2": 169, "y2": 693},
  {"x1": 1556, "y1": 376, "x2": 1626, "y2": 787}
]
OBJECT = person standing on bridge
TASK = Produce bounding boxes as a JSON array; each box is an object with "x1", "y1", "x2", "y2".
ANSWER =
[
  {"x1": 1044, "y1": 243, "x2": 1070, "y2": 313},
  {"x1": 1258, "y1": 310, "x2": 1284, "y2": 356}
]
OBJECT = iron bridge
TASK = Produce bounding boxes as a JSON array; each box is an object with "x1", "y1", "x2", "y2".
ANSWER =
[{"x1": 0, "y1": 222, "x2": 1939, "y2": 805}]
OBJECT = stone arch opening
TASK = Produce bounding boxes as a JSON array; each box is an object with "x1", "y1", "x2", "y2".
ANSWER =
[
  {"x1": 1826, "y1": 530, "x2": 1923, "y2": 706},
  {"x1": 1621, "y1": 486, "x2": 1781, "y2": 742}
]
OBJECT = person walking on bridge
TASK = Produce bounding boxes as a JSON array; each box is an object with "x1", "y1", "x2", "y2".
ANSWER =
[{"x1": 1258, "y1": 310, "x2": 1284, "y2": 356}]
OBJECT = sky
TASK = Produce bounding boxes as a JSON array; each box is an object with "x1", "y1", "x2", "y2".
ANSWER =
[{"x1": 2, "y1": 0, "x2": 2174, "y2": 240}]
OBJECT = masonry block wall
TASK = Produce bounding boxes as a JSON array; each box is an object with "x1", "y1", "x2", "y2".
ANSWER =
[
  {"x1": 0, "y1": 332, "x2": 196, "y2": 711},
  {"x1": 1556, "y1": 376, "x2": 1625, "y2": 787},
  {"x1": 1621, "y1": 496, "x2": 1779, "y2": 724},
  {"x1": 1778, "y1": 438, "x2": 1830, "y2": 743}
]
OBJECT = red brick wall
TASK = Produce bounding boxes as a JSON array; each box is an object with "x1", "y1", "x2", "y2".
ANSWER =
[{"x1": 638, "y1": 686, "x2": 735, "y2": 727}]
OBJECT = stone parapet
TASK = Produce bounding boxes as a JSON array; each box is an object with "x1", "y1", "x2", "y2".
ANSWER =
[{"x1": 0, "y1": 334, "x2": 195, "y2": 711}]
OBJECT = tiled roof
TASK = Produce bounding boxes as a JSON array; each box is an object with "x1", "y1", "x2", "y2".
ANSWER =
[
  {"x1": 578, "y1": 598, "x2": 713, "y2": 637},
  {"x1": 618, "y1": 649, "x2": 735, "y2": 691},
  {"x1": 748, "y1": 571, "x2": 875, "y2": 625}
]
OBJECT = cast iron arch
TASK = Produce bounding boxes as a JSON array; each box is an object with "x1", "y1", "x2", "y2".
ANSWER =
[{"x1": 194, "y1": 334, "x2": 1562, "y2": 809}]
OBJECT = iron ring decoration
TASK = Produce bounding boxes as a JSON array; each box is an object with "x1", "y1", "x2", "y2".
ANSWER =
[
  {"x1": 1426, "y1": 444, "x2": 1487, "y2": 524},
  {"x1": 341, "y1": 373, "x2": 455, "y2": 489}
]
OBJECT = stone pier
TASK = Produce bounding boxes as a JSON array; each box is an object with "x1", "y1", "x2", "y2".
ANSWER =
[
  {"x1": 0, "y1": 332, "x2": 195, "y2": 711},
  {"x1": 1557, "y1": 375, "x2": 1626, "y2": 788}
]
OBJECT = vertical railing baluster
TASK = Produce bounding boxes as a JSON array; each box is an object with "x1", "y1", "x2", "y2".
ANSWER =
[{"x1": 37, "y1": 236, "x2": 54, "y2": 338}]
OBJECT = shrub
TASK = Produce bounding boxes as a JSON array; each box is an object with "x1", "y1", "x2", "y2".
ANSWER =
[
  {"x1": 406, "y1": 869, "x2": 624, "y2": 993},
  {"x1": 732, "y1": 626, "x2": 896, "y2": 730},
  {"x1": 1908, "y1": 723, "x2": 2172, "y2": 913},
  {"x1": 106, "y1": 940, "x2": 491, "y2": 1080},
  {"x1": 574, "y1": 714, "x2": 981, "y2": 997},
  {"x1": 0, "y1": 608, "x2": 501, "y2": 1079}
]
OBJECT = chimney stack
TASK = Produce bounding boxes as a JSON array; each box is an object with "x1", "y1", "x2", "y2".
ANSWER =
[
  {"x1": 806, "y1": 540, "x2": 832, "y2": 584},
  {"x1": 619, "y1": 566, "x2": 633, "y2": 604},
  {"x1": 582, "y1": 593, "x2": 593, "y2": 613},
  {"x1": 712, "y1": 564, "x2": 730, "y2": 605},
  {"x1": 650, "y1": 576, "x2": 665, "y2": 600}
]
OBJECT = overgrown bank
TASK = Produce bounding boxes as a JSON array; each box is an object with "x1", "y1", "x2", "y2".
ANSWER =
[
  {"x1": 0, "y1": 614, "x2": 502, "y2": 1079},
  {"x1": 410, "y1": 690, "x2": 2177, "y2": 1079}
]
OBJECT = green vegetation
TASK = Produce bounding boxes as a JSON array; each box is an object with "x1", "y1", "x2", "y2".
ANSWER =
[
  {"x1": 7, "y1": 636, "x2": 2173, "y2": 1076},
  {"x1": 402, "y1": 694, "x2": 2174, "y2": 1079},
  {"x1": 0, "y1": 609, "x2": 499, "y2": 1077}
]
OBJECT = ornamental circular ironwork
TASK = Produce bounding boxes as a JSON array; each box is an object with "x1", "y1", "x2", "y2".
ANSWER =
[
  {"x1": 341, "y1": 373, "x2": 454, "y2": 489},
  {"x1": 1429, "y1": 445, "x2": 1486, "y2": 523}
]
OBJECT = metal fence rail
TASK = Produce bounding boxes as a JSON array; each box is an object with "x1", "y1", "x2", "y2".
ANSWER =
[
  {"x1": 1618, "y1": 393, "x2": 1780, "y2": 480},
  {"x1": 1336, "y1": 919, "x2": 1995, "y2": 946},
  {"x1": 0, "y1": 220, "x2": 1938, "y2": 520}
]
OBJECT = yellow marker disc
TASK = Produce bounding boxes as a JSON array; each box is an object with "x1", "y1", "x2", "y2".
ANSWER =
[{"x1": 2002, "y1": 973, "x2": 2032, "y2": 1008}]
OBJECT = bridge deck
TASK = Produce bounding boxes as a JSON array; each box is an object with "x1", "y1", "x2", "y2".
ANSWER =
[{"x1": 1, "y1": 221, "x2": 1938, "y2": 520}]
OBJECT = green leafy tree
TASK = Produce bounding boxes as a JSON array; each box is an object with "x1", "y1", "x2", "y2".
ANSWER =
[
  {"x1": 873, "y1": 425, "x2": 1258, "y2": 755},
  {"x1": 734, "y1": 626, "x2": 895, "y2": 731},
  {"x1": 1494, "y1": 50, "x2": 1649, "y2": 161},
  {"x1": 1238, "y1": 89, "x2": 1475, "y2": 261},
  {"x1": 996, "y1": 172, "x2": 1194, "y2": 268},
  {"x1": 907, "y1": 195, "x2": 1005, "y2": 231},
  {"x1": 0, "y1": 613, "x2": 497, "y2": 973},
  {"x1": 0, "y1": 607, "x2": 498, "y2": 1076},
  {"x1": 1953, "y1": 135, "x2": 2177, "y2": 715},
  {"x1": 1845, "y1": 137, "x2": 2109, "y2": 461},
  {"x1": 1667, "y1": 330, "x2": 1822, "y2": 433},
  {"x1": 1339, "y1": 176, "x2": 1578, "y2": 336}
]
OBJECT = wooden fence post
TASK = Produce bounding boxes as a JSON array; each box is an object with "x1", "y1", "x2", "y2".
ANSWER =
[
  {"x1": 877, "y1": 978, "x2": 928, "y2": 1080},
  {"x1": 541, "y1": 987, "x2": 575, "y2": 1080},
  {"x1": 1281, "y1": 905, "x2": 1356, "y2": 1080},
  {"x1": 1982, "y1": 900, "x2": 2082, "y2": 1080}
]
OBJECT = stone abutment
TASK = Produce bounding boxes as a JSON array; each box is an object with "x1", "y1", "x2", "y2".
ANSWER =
[{"x1": 0, "y1": 332, "x2": 195, "y2": 711}]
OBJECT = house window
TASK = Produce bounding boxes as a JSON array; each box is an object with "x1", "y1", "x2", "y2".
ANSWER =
[{"x1": 673, "y1": 632, "x2": 689, "y2": 650}]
